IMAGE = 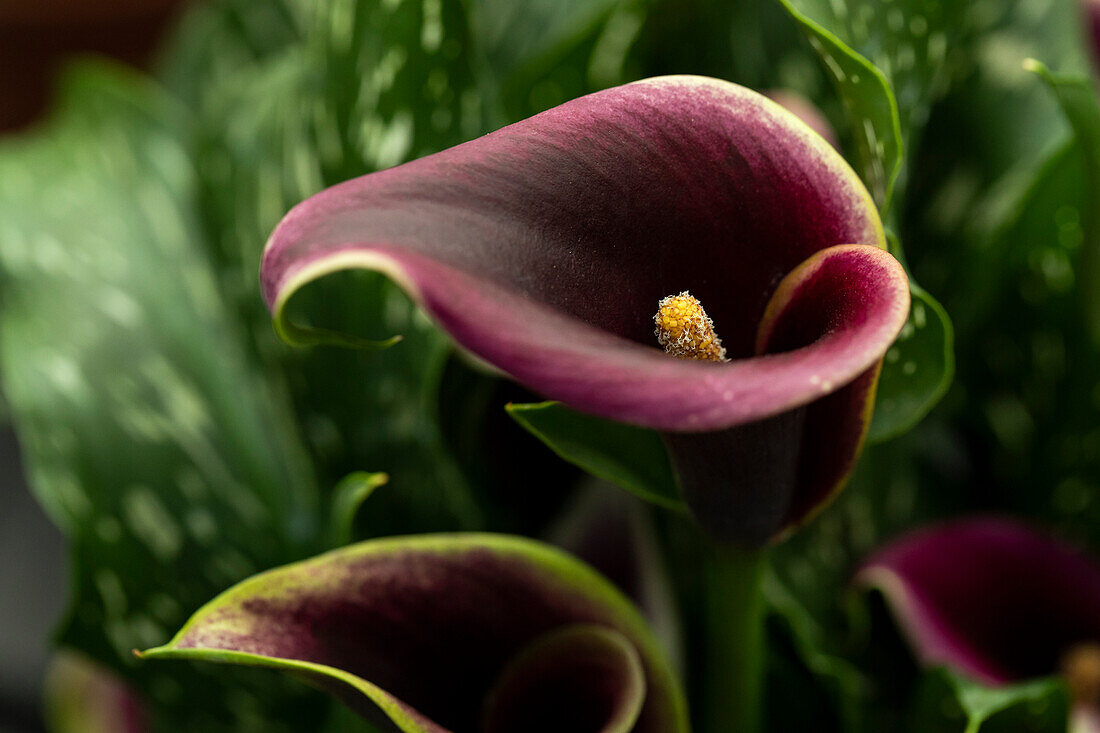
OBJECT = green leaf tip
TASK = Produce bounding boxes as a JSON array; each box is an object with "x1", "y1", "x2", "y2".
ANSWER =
[
  {"x1": 327, "y1": 471, "x2": 390, "y2": 548},
  {"x1": 1022, "y1": 58, "x2": 1045, "y2": 74}
]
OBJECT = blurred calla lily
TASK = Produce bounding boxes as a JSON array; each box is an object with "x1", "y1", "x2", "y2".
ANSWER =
[
  {"x1": 1086, "y1": 0, "x2": 1100, "y2": 67},
  {"x1": 260, "y1": 75, "x2": 910, "y2": 546},
  {"x1": 764, "y1": 89, "x2": 838, "y2": 149},
  {"x1": 44, "y1": 652, "x2": 148, "y2": 733},
  {"x1": 142, "y1": 534, "x2": 687, "y2": 733},
  {"x1": 856, "y1": 518, "x2": 1100, "y2": 730}
]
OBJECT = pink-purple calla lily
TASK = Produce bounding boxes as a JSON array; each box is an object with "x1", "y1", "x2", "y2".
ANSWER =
[
  {"x1": 260, "y1": 75, "x2": 910, "y2": 546},
  {"x1": 856, "y1": 518, "x2": 1100, "y2": 727},
  {"x1": 141, "y1": 533, "x2": 687, "y2": 733}
]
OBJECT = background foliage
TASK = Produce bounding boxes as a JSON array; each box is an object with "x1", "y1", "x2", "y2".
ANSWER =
[{"x1": 1, "y1": 0, "x2": 1097, "y2": 730}]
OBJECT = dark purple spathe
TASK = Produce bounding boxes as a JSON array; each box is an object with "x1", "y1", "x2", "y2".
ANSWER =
[
  {"x1": 260, "y1": 76, "x2": 910, "y2": 544},
  {"x1": 261, "y1": 76, "x2": 901, "y2": 431},
  {"x1": 145, "y1": 535, "x2": 685, "y2": 733},
  {"x1": 856, "y1": 518, "x2": 1100, "y2": 685}
]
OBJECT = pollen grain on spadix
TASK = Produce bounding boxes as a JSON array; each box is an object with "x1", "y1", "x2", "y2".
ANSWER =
[{"x1": 654, "y1": 291, "x2": 728, "y2": 362}]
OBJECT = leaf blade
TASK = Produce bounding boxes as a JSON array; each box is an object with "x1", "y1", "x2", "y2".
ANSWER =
[{"x1": 506, "y1": 402, "x2": 685, "y2": 511}]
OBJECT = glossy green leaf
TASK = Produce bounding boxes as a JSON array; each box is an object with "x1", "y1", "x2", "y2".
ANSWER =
[
  {"x1": 141, "y1": 533, "x2": 690, "y2": 733},
  {"x1": 776, "y1": 0, "x2": 901, "y2": 209},
  {"x1": 868, "y1": 283, "x2": 954, "y2": 442},
  {"x1": 506, "y1": 402, "x2": 685, "y2": 512},
  {"x1": 939, "y1": 135, "x2": 1100, "y2": 531},
  {"x1": 0, "y1": 63, "x2": 330, "y2": 730},
  {"x1": 776, "y1": 0, "x2": 965, "y2": 209},
  {"x1": 963, "y1": 0, "x2": 1092, "y2": 189},
  {"x1": 904, "y1": 0, "x2": 1093, "y2": 262}
]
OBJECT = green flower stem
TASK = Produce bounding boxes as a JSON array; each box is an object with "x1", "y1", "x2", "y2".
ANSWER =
[{"x1": 702, "y1": 547, "x2": 767, "y2": 733}]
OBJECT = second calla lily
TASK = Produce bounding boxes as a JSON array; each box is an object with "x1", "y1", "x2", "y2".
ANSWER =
[
  {"x1": 260, "y1": 75, "x2": 911, "y2": 546},
  {"x1": 142, "y1": 534, "x2": 686, "y2": 733},
  {"x1": 857, "y1": 519, "x2": 1100, "y2": 732}
]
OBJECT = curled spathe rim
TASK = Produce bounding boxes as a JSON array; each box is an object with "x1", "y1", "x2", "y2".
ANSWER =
[{"x1": 260, "y1": 75, "x2": 911, "y2": 544}]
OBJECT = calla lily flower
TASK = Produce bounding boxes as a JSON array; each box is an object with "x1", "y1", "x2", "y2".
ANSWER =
[
  {"x1": 260, "y1": 75, "x2": 911, "y2": 546},
  {"x1": 856, "y1": 518, "x2": 1100, "y2": 730},
  {"x1": 142, "y1": 534, "x2": 687, "y2": 733}
]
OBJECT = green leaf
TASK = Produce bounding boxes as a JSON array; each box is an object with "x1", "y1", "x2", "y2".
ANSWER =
[
  {"x1": 930, "y1": 669, "x2": 1069, "y2": 733},
  {"x1": 1022, "y1": 61, "x2": 1100, "y2": 200},
  {"x1": 326, "y1": 472, "x2": 389, "y2": 548},
  {"x1": 506, "y1": 402, "x2": 685, "y2": 511},
  {"x1": 776, "y1": 0, "x2": 966, "y2": 210},
  {"x1": 868, "y1": 282, "x2": 954, "y2": 442},
  {"x1": 906, "y1": 0, "x2": 1094, "y2": 255},
  {"x1": 140, "y1": 533, "x2": 689, "y2": 733},
  {"x1": 0, "y1": 63, "x2": 327, "y2": 731},
  {"x1": 775, "y1": 0, "x2": 901, "y2": 209},
  {"x1": 761, "y1": 567, "x2": 867, "y2": 730},
  {"x1": 1026, "y1": 59, "x2": 1100, "y2": 350}
]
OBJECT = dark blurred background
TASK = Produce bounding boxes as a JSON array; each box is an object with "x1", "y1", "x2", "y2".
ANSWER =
[
  {"x1": 1, "y1": 427, "x2": 65, "y2": 732},
  {"x1": 0, "y1": 1, "x2": 186, "y2": 133}
]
